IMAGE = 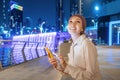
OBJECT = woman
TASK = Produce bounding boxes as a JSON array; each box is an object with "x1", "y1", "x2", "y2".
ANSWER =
[{"x1": 49, "y1": 14, "x2": 102, "y2": 80}]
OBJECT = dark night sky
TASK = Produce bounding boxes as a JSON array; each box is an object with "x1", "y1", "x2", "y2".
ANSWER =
[
  {"x1": 1, "y1": 0, "x2": 120, "y2": 27},
  {"x1": 0, "y1": 0, "x2": 56, "y2": 27},
  {"x1": 18, "y1": 0, "x2": 97, "y2": 26},
  {"x1": 16, "y1": 0, "x2": 56, "y2": 26},
  {"x1": 0, "y1": 0, "x2": 102, "y2": 27}
]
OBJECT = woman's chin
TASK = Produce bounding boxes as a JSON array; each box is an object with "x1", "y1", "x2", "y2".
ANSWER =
[
  {"x1": 69, "y1": 32, "x2": 80, "y2": 37},
  {"x1": 70, "y1": 33, "x2": 77, "y2": 36}
]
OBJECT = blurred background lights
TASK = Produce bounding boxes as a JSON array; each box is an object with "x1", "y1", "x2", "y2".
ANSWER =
[{"x1": 95, "y1": 5, "x2": 99, "y2": 11}]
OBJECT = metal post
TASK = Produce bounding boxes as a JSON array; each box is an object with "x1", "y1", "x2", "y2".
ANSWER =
[{"x1": 79, "y1": 0, "x2": 82, "y2": 15}]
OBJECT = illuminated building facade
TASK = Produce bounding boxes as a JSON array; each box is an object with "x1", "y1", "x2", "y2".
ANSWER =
[{"x1": 10, "y1": 4, "x2": 23, "y2": 35}]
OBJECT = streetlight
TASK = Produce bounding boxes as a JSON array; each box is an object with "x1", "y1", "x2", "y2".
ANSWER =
[
  {"x1": 94, "y1": 5, "x2": 99, "y2": 43},
  {"x1": 91, "y1": 19, "x2": 95, "y2": 28},
  {"x1": 94, "y1": 5, "x2": 100, "y2": 17},
  {"x1": 95, "y1": 6, "x2": 99, "y2": 11}
]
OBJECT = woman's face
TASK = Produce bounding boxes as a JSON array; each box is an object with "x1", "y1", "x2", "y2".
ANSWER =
[{"x1": 68, "y1": 16, "x2": 83, "y2": 36}]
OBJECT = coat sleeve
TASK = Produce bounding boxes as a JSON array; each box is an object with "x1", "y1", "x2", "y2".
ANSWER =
[{"x1": 64, "y1": 40, "x2": 98, "y2": 80}]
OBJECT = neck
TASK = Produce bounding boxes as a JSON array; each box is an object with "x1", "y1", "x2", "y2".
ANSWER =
[{"x1": 71, "y1": 35, "x2": 80, "y2": 43}]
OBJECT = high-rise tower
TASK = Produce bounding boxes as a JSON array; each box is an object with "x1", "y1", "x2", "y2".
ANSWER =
[{"x1": 10, "y1": 4, "x2": 23, "y2": 35}]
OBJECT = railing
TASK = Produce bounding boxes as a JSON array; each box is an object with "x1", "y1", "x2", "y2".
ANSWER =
[
  {"x1": 0, "y1": 40, "x2": 57, "y2": 69},
  {"x1": 0, "y1": 32, "x2": 71, "y2": 69}
]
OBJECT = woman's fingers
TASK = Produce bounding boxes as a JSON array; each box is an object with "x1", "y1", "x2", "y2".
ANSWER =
[
  {"x1": 48, "y1": 58, "x2": 58, "y2": 68},
  {"x1": 57, "y1": 54, "x2": 67, "y2": 68},
  {"x1": 58, "y1": 55, "x2": 65, "y2": 62}
]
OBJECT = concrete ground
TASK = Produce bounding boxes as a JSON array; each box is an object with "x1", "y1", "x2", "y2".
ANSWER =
[{"x1": 0, "y1": 46, "x2": 120, "y2": 80}]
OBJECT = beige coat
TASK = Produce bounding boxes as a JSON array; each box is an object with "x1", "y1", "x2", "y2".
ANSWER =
[{"x1": 64, "y1": 34, "x2": 102, "y2": 80}]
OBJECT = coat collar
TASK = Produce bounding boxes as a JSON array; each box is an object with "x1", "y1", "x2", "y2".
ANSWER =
[{"x1": 72, "y1": 34, "x2": 86, "y2": 47}]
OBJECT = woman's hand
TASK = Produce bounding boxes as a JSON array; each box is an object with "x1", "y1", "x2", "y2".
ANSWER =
[
  {"x1": 58, "y1": 55, "x2": 67, "y2": 69},
  {"x1": 48, "y1": 58, "x2": 58, "y2": 68}
]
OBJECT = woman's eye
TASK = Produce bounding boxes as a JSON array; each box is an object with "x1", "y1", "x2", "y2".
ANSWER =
[
  {"x1": 69, "y1": 21, "x2": 72, "y2": 23},
  {"x1": 77, "y1": 21, "x2": 80, "y2": 23}
]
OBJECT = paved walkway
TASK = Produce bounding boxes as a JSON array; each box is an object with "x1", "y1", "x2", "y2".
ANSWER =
[{"x1": 0, "y1": 46, "x2": 120, "y2": 80}]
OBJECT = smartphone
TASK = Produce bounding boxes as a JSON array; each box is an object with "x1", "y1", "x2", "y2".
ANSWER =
[{"x1": 44, "y1": 47, "x2": 54, "y2": 59}]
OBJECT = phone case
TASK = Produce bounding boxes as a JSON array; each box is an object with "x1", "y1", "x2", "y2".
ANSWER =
[{"x1": 44, "y1": 47, "x2": 54, "y2": 58}]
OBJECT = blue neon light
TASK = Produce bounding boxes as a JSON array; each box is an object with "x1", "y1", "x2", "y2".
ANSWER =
[
  {"x1": 117, "y1": 31, "x2": 120, "y2": 44},
  {"x1": 109, "y1": 22, "x2": 112, "y2": 46},
  {"x1": 109, "y1": 21, "x2": 120, "y2": 46}
]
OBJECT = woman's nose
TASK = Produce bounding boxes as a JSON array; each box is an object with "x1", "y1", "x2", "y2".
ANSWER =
[{"x1": 71, "y1": 22, "x2": 76, "y2": 27}]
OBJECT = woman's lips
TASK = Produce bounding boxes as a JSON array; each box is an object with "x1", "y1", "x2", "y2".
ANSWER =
[{"x1": 70, "y1": 27, "x2": 76, "y2": 30}]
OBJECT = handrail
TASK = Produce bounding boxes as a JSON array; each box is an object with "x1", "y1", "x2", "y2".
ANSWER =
[{"x1": 0, "y1": 40, "x2": 50, "y2": 44}]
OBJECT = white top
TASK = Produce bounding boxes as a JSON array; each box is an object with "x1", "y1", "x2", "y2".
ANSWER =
[{"x1": 64, "y1": 34, "x2": 102, "y2": 80}]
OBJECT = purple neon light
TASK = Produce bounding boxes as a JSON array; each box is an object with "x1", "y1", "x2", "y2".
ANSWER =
[{"x1": 12, "y1": 32, "x2": 71, "y2": 64}]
